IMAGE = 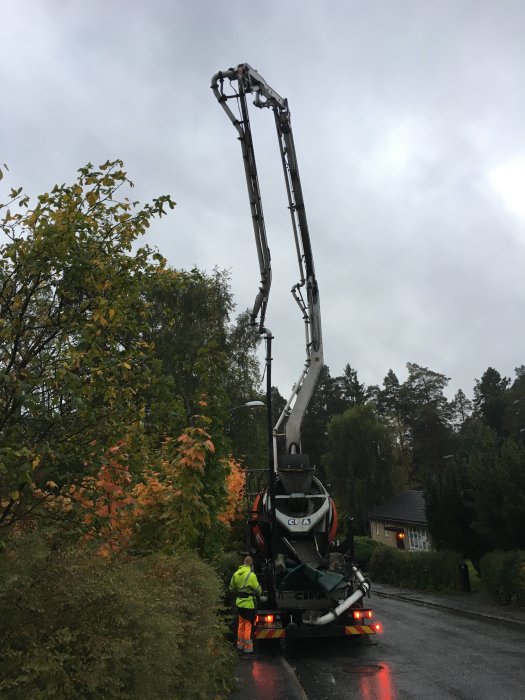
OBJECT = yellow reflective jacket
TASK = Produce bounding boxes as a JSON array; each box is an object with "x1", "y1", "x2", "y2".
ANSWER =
[{"x1": 229, "y1": 565, "x2": 262, "y2": 609}]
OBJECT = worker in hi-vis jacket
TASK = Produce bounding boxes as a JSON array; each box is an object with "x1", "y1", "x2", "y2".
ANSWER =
[{"x1": 229, "y1": 555, "x2": 262, "y2": 657}]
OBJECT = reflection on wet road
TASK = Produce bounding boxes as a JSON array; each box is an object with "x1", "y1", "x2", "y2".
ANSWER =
[
  {"x1": 354, "y1": 662, "x2": 394, "y2": 700},
  {"x1": 250, "y1": 655, "x2": 286, "y2": 699},
  {"x1": 230, "y1": 645, "x2": 307, "y2": 700}
]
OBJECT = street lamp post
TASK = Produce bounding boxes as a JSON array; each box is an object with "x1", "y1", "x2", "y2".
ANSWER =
[{"x1": 228, "y1": 400, "x2": 265, "y2": 413}]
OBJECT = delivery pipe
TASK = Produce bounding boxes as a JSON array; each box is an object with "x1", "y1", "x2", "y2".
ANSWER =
[{"x1": 307, "y1": 566, "x2": 370, "y2": 626}]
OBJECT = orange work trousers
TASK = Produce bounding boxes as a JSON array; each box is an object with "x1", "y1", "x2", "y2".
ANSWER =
[{"x1": 237, "y1": 614, "x2": 254, "y2": 653}]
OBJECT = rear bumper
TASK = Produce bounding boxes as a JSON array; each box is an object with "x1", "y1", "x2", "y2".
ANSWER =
[{"x1": 254, "y1": 623, "x2": 378, "y2": 640}]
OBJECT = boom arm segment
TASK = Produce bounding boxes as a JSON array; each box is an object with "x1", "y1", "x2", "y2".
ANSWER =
[
  {"x1": 211, "y1": 66, "x2": 272, "y2": 331},
  {"x1": 211, "y1": 64, "x2": 323, "y2": 455}
]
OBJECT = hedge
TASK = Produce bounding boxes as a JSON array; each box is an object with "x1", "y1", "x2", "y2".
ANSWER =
[
  {"x1": 369, "y1": 545, "x2": 463, "y2": 593},
  {"x1": 0, "y1": 533, "x2": 234, "y2": 699},
  {"x1": 353, "y1": 536, "x2": 380, "y2": 571},
  {"x1": 480, "y1": 550, "x2": 525, "y2": 607}
]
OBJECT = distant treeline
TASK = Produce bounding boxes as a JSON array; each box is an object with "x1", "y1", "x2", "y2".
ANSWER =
[{"x1": 277, "y1": 360, "x2": 525, "y2": 565}]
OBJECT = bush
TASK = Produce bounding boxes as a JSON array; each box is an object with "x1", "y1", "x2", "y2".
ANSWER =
[
  {"x1": 480, "y1": 550, "x2": 525, "y2": 607},
  {"x1": 369, "y1": 545, "x2": 463, "y2": 593},
  {"x1": 353, "y1": 536, "x2": 380, "y2": 571},
  {"x1": 0, "y1": 533, "x2": 234, "y2": 699},
  {"x1": 212, "y1": 549, "x2": 244, "y2": 590}
]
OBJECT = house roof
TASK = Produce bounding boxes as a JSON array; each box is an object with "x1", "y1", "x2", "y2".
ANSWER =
[{"x1": 368, "y1": 490, "x2": 427, "y2": 525}]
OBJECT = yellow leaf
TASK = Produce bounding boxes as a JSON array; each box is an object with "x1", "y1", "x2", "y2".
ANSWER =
[
  {"x1": 9, "y1": 490, "x2": 19, "y2": 500},
  {"x1": 122, "y1": 362, "x2": 131, "y2": 370},
  {"x1": 46, "y1": 480, "x2": 58, "y2": 489},
  {"x1": 32, "y1": 455, "x2": 41, "y2": 469}
]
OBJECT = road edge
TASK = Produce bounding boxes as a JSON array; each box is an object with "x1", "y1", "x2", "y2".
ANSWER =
[
  {"x1": 279, "y1": 656, "x2": 309, "y2": 700},
  {"x1": 374, "y1": 590, "x2": 525, "y2": 630}
]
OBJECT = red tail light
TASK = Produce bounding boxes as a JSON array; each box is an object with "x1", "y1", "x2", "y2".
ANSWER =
[
  {"x1": 352, "y1": 609, "x2": 373, "y2": 620},
  {"x1": 374, "y1": 623, "x2": 382, "y2": 632},
  {"x1": 256, "y1": 614, "x2": 276, "y2": 625}
]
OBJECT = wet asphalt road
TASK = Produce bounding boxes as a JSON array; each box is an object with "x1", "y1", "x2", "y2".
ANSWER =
[{"x1": 232, "y1": 594, "x2": 525, "y2": 699}]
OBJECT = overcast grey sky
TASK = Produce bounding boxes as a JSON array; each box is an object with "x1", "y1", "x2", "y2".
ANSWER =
[{"x1": 2, "y1": 0, "x2": 525, "y2": 399}]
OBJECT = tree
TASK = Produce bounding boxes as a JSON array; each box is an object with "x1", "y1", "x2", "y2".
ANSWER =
[
  {"x1": 144, "y1": 266, "x2": 232, "y2": 420},
  {"x1": 270, "y1": 385, "x2": 287, "y2": 425},
  {"x1": 473, "y1": 367, "x2": 510, "y2": 438},
  {"x1": 468, "y1": 433, "x2": 525, "y2": 552},
  {"x1": 377, "y1": 369, "x2": 407, "y2": 448},
  {"x1": 502, "y1": 366, "x2": 525, "y2": 442},
  {"x1": 223, "y1": 311, "x2": 266, "y2": 471},
  {"x1": 323, "y1": 404, "x2": 405, "y2": 532},
  {"x1": 398, "y1": 363, "x2": 454, "y2": 484},
  {"x1": 300, "y1": 364, "x2": 369, "y2": 478},
  {"x1": 425, "y1": 412, "x2": 525, "y2": 566},
  {"x1": 424, "y1": 444, "x2": 487, "y2": 570},
  {"x1": 450, "y1": 389, "x2": 472, "y2": 432},
  {"x1": 1, "y1": 162, "x2": 260, "y2": 545},
  {"x1": 0, "y1": 161, "x2": 176, "y2": 529},
  {"x1": 334, "y1": 364, "x2": 366, "y2": 410},
  {"x1": 300, "y1": 365, "x2": 338, "y2": 479}
]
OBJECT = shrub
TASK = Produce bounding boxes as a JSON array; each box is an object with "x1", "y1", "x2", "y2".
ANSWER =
[
  {"x1": 369, "y1": 545, "x2": 463, "y2": 593},
  {"x1": 480, "y1": 550, "x2": 525, "y2": 607},
  {"x1": 0, "y1": 533, "x2": 234, "y2": 699},
  {"x1": 212, "y1": 549, "x2": 244, "y2": 590},
  {"x1": 353, "y1": 536, "x2": 380, "y2": 571}
]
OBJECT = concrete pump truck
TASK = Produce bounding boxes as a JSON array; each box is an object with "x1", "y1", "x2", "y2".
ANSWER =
[{"x1": 211, "y1": 64, "x2": 381, "y2": 641}]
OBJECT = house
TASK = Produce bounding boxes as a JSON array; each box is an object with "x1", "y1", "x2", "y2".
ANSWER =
[{"x1": 368, "y1": 490, "x2": 431, "y2": 552}]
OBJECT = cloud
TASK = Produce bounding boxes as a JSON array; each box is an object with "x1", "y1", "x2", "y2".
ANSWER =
[
  {"x1": 488, "y1": 159, "x2": 525, "y2": 221},
  {"x1": 2, "y1": 0, "x2": 525, "y2": 401}
]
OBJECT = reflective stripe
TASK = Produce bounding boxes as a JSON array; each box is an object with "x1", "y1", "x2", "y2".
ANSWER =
[
  {"x1": 344, "y1": 625, "x2": 376, "y2": 635},
  {"x1": 238, "y1": 570, "x2": 259, "y2": 597},
  {"x1": 255, "y1": 629, "x2": 286, "y2": 639},
  {"x1": 240, "y1": 570, "x2": 252, "y2": 589},
  {"x1": 230, "y1": 566, "x2": 261, "y2": 609},
  {"x1": 237, "y1": 616, "x2": 253, "y2": 651}
]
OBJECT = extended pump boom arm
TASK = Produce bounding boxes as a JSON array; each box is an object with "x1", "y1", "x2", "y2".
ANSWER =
[{"x1": 211, "y1": 64, "x2": 323, "y2": 454}]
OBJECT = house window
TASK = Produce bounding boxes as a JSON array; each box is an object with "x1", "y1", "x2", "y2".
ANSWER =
[{"x1": 406, "y1": 526, "x2": 430, "y2": 552}]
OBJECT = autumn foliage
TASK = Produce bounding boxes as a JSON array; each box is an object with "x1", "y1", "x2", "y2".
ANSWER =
[
  {"x1": 48, "y1": 416, "x2": 222, "y2": 557},
  {"x1": 218, "y1": 457, "x2": 246, "y2": 526},
  {"x1": 45, "y1": 410, "x2": 247, "y2": 558}
]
